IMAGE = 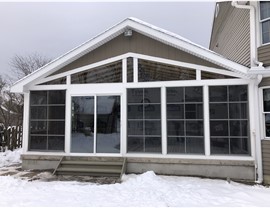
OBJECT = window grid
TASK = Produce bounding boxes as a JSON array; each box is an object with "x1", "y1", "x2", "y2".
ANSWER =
[{"x1": 260, "y1": 1, "x2": 270, "y2": 44}]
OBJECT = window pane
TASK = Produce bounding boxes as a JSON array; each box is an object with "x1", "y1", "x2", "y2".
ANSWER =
[
  {"x1": 229, "y1": 85, "x2": 247, "y2": 101},
  {"x1": 167, "y1": 121, "x2": 184, "y2": 136},
  {"x1": 128, "y1": 105, "x2": 143, "y2": 119},
  {"x1": 127, "y1": 89, "x2": 143, "y2": 103},
  {"x1": 145, "y1": 137, "x2": 161, "y2": 153},
  {"x1": 127, "y1": 137, "x2": 144, "y2": 152},
  {"x1": 230, "y1": 138, "x2": 249, "y2": 155},
  {"x1": 210, "y1": 103, "x2": 228, "y2": 119},
  {"x1": 260, "y1": 2, "x2": 270, "y2": 20},
  {"x1": 185, "y1": 87, "x2": 202, "y2": 102},
  {"x1": 201, "y1": 71, "x2": 235, "y2": 79},
  {"x1": 30, "y1": 106, "x2": 47, "y2": 120},
  {"x1": 127, "y1": 57, "x2": 133, "y2": 83},
  {"x1": 48, "y1": 121, "x2": 65, "y2": 135},
  {"x1": 210, "y1": 121, "x2": 228, "y2": 136},
  {"x1": 185, "y1": 104, "x2": 203, "y2": 119},
  {"x1": 211, "y1": 138, "x2": 229, "y2": 154},
  {"x1": 30, "y1": 91, "x2": 47, "y2": 105},
  {"x1": 209, "y1": 86, "x2": 227, "y2": 102},
  {"x1": 48, "y1": 136, "x2": 64, "y2": 151},
  {"x1": 265, "y1": 114, "x2": 270, "y2": 137},
  {"x1": 144, "y1": 104, "x2": 161, "y2": 119},
  {"x1": 48, "y1": 106, "x2": 65, "y2": 120},
  {"x1": 186, "y1": 121, "x2": 204, "y2": 136},
  {"x1": 29, "y1": 136, "x2": 47, "y2": 150},
  {"x1": 145, "y1": 121, "x2": 161, "y2": 135},
  {"x1": 167, "y1": 137, "x2": 185, "y2": 154},
  {"x1": 39, "y1": 77, "x2": 66, "y2": 85},
  {"x1": 263, "y1": 89, "x2": 270, "y2": 112},
  {"x1": 229, "y1": 103, "x2": 247, "y2": 119},
  {"x1": 167, "y1": 104, "x2": 184, "y2": 119},
  {"x1": 167, "y1": 87, "x2": 184, "y2": 103},
  {"x1": 128, "y1": 121, "x2": 143, "y2": 135},
  {"x1": 144, "y1": 88, "x2": 160, "y2": 103},
  {"x1": 186, "y1": 137, "x2": 204, "y2": 154},
  {"x1": 48, "y1": 91, "x2": 66, "y2": 104},
  {"x1": 30, "y1": 121, "x2": 47, "y2": 135}
]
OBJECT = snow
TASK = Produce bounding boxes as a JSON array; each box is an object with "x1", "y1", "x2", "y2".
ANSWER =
[
  {"x1": 0, "y1": 149, "x2": 270, "y2": 206},
  {"x1": 0, "y1": 148, "x2": 22, "y2": 168}
]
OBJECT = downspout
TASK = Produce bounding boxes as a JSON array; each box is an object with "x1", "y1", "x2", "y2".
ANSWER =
[{"x1": 232, "y1": 1, "x2": 263, "y2": 183}]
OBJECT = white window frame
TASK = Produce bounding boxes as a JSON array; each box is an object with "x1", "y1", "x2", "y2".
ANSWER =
[{"x1": 260, "y1": 87, "x2": 270, "y2": 140}]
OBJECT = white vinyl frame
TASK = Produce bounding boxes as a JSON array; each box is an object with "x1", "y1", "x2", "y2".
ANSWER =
[
  {"x1": 259, "y1": 86, "x2": 270, "y2": 140},
  {"x1": 23, "y1": 54, "x2": 257, "y2": 161},
  {"x1": 257, "y1": 1, "x2": 270, "y2": 46}
]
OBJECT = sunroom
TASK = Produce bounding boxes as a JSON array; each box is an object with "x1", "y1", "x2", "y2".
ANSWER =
[{"x1": 11, "y1": 18, "x2": 260, "y2": 181}]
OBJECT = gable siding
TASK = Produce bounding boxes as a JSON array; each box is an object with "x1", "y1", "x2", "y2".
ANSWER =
[
  {"x1": 209, "y1": 2, "x2": 250, "y2": 67},
  {"x1": 259, "y1": 77, "x2": 270, "y2": 87},
  {"x1": 51, "y1": 31, "x2": 223, "y2": 76},
  {"x1": 262, "y1": 140, "x2": 270, "y2": 184},
  {"x1": 258, "y1": 45, "x2": 270, "y2": 67}
]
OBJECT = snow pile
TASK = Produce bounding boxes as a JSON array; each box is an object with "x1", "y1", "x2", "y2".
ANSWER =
[
  {"x1": 0, "y1": 171, "x2": 270, "y2": 206},
  {"x1": 0, "y1": 148, "x2": 22, "y2": 168}
]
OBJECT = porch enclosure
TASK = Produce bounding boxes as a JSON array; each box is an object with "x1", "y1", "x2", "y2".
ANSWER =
[{"x1": 26, "y1": 54, "x2": 252, "y2": 157}]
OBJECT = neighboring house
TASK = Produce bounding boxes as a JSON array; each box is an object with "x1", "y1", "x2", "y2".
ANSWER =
[
  {"x1": 210, "y1": 1, "x2": 270, "y2": 184},
  {"x1": 11, "y1": 15, "x2": 268, "y2": 183}
]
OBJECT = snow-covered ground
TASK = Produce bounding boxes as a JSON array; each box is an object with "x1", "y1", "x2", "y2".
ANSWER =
[
  {"x1": 0, "y1": 148, "x2": 21, "y2": 168},
  {"x1": 0, "y1": 149, "x2": 270, "y2": 206}
]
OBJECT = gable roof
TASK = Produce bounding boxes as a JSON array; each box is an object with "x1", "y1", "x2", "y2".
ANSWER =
[{"x1": 11, "y1": 17, "x2": 251, "y2": 93}]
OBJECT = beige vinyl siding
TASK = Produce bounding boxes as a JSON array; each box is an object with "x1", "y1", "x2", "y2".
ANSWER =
[
  {"x1": 262, "y1": 140, "x2": 270, "y2": 182},
  {"x1": 209, "y1": 2, "x2": 250, "y2": 67},
  {"x1": 259, "y1": 77, "x2": 270, "y2": 87},
  {"x1": 258, "y1": 44, "x2": 270, "y2": 67},
  {"x1": 50, "y1": 31, "x2": 223, "y2": 76}
]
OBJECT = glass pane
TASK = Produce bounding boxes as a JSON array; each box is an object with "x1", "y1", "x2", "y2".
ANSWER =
[
  {"x1": 48, "y1": 106, "x2": 65, "y2": 120},
  {"x1": 48, "y1": 136, "x2": 64, "y2": 151},
  {"x1": 266, "y1": 114, "x2": 270, "y2": 137},
  {"x1": 30, "y1": 91, "x2": 47, "y2": 105},
  {"x1": 144, "y1": 104, "x2": 161, "y2": 119},
  {"x1": 145, "y1": 137, "x2": 161, "y2": 153},
  {"x1": 127, "y1": 137, "x2": 144, "y2": 152},
  {"x1": 127, "y1": 121, "x2": 143, "y2": 135},
  {"x1": 167, "y1": 104, "x2": 184, "y2": 119},
  {"x1": 39, "y1": 77, "x2": 66, "y2": 85},
  {"x1": 30, "y1": 106, "x2": 47, "y2": 120},
  {"x1": 128, "y1": 105, "x2": 143, "y2": 119},
  {"x1": 29, "y1": 136, "x2": 47, "y2": 150},
  {"x1": 229, "y1": 120, "x2": 241, "y2": 136},
  {"x1": 210, "y1": 103, "x2": 228, "y2": 119},
  {"x1": 185, "y1": 87, "x2": 202, "y2": 102},
  {"x1": 30, "y1": 121, "x2": 47, "y2": 135},
  {"x1": 145, "y1": 121, "x2": 161, "y2": 135},
  {"x1": 210, "y1": 121, "x2": 228, "y2": 136},
  {"x1": 167, "y1": 121, "x2": 184, "y2": 136},
  {"x1": 211, "y1": 138, "x2": 229, "y2": 154},
  {"x1": 127, "y1": 89, "x2": 143, "y2": 103},
  {"x1": 230, "y1": 138, "x2": 249, "y2": 155},
  {"x1": 260, "y1": 2, "x2": 270, "y2": 20},
  {"x1": 71, "y1": 96, "x2": 94, "y2": 153},
  {"x1": 71, "y1": 61, "x2": 122, "y2": 84},
  {"x1": 48, "y1": 121, "x2": 65, "y2": 135},
  {"x1": 186, "y1": 137, "x2": 204, "y2": 154},
  {"x1": 144, "y1": 88, "x2": 160, "y2": 103},
  {"x1": 96, "y1": 96, "x2": 120, "y2": 153},
  {"x1": 167, "y1": 137, "x2": 185, "y2": 153},
  {"x1": 209, "y1": 86, "x2": 227, "y2": 102},
  {"x1": 201, "y1": 71, "x2": 235, "y2": 79},
  {"x1": 263, "y1": 89, "x2": 270, "y2": 112},
  {"x1": 48, "y1": 91, "x2": 66, "y2": 104},
  {"x1": 127, "y1": 57, "x2": 133, "y2": 83},
  {"x1": 229, "y1": 85, "x2": 247, "y2": 101},
  {"x1": 166, "y1": 87, "x2": 184, "y2": 103},
  {"x1": 186, "y1": 121, "x2": 203, "y2": 136},
  {"x1": 229, "y1": 103, "x2": 247, "y2": 119},
  {"x1": 185, "y1": 104, "x2": 203, "y2": 119}
]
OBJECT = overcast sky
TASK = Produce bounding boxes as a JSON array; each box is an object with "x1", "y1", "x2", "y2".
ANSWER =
[{"x1": 0, "y1": 2, "x2": 215, "y2": 77}]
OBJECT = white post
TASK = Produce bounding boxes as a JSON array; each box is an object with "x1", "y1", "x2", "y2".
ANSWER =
[
  {"x1": 161, "y1": 86, "x2": 167, "y2": 155},
  {"x1": 121, "y1": 90, "x2": 127, "y2": 155},
  {"x1": 196, "y1": 69, "x2": 201, "y2": 81},
  {"x1": 65, "y1": 88, "x2": 71, "y2": 155},
  {"x1": 122, "y1": 58, "x2": 127, "y2": 83},
  {"x1": 22, "y1": 92, "x2": 30, "y2": 153},
  {"x1": 204, "y1": 85, "x2": 210, "y2": 156},
  {"x1": 133, "y1": 57, "x2": 138, "y2": 83}
]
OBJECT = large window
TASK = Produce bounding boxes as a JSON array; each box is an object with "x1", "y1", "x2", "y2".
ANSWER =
[
  {"x1": 260, "y1": 1, "x2": 270, "y2": 44},
  {"x1": 263, "y1": 89, "x2": 270, "y2": 137},
  {"x1": 127, "y1": 88, "x2": 161, "y2": 153},
  {"x1": 29, "y1": 90, "x2": 66, "y2": 151},
  {"x1": 167, "y1": 87, "x2": 204, "y2": 154},
  {"x1": 209, "y1": 85, "x2": 250, "y2": 155}
]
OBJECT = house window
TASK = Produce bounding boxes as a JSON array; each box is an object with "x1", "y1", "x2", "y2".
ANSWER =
[
  {"x1": 127, "y1": 57, "x2": 133, "y2": 82},
  {"x1": 263, "y1": 89, "x2": 270, "y2": 137},
  {"x1": 167, "y1": 87, "x2": 204, "y2": 154},
  {"x1": 127, "y1": 88, "x2": 161, "y2": 153},
  {"x1": 209, "y1": 85, "x2": 250, "y2": 155},
  {"x1": 260, "y1": 1, "x2": 270, "y2": 44},
  {"x1": 29, "y1": 90, "x2": 66, "y2": 151}
]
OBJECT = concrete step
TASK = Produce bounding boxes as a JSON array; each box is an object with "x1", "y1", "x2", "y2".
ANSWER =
[
  {"x1": 56, "y1": 167, "x2": 122, "y2": 174},
  {"x1": 61, "y1": 160, "x2": 123, "y2": 166}
]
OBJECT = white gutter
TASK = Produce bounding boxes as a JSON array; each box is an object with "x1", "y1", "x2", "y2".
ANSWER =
[{"x1": 232, "y1": 1, "x2": 263, "y2": 184}]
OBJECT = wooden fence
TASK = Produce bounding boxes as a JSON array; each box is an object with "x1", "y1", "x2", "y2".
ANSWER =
[{"x1": 0, "y1": 126, "x2": 22, "y2": 152}]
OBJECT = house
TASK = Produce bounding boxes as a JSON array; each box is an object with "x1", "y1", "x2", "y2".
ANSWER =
[
  {"x1": 11, "y1": 14, "x2": 266, "y2": 182},
  {"x1": 209, "y1": 1, "x2": 270, "y2": 184}
]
